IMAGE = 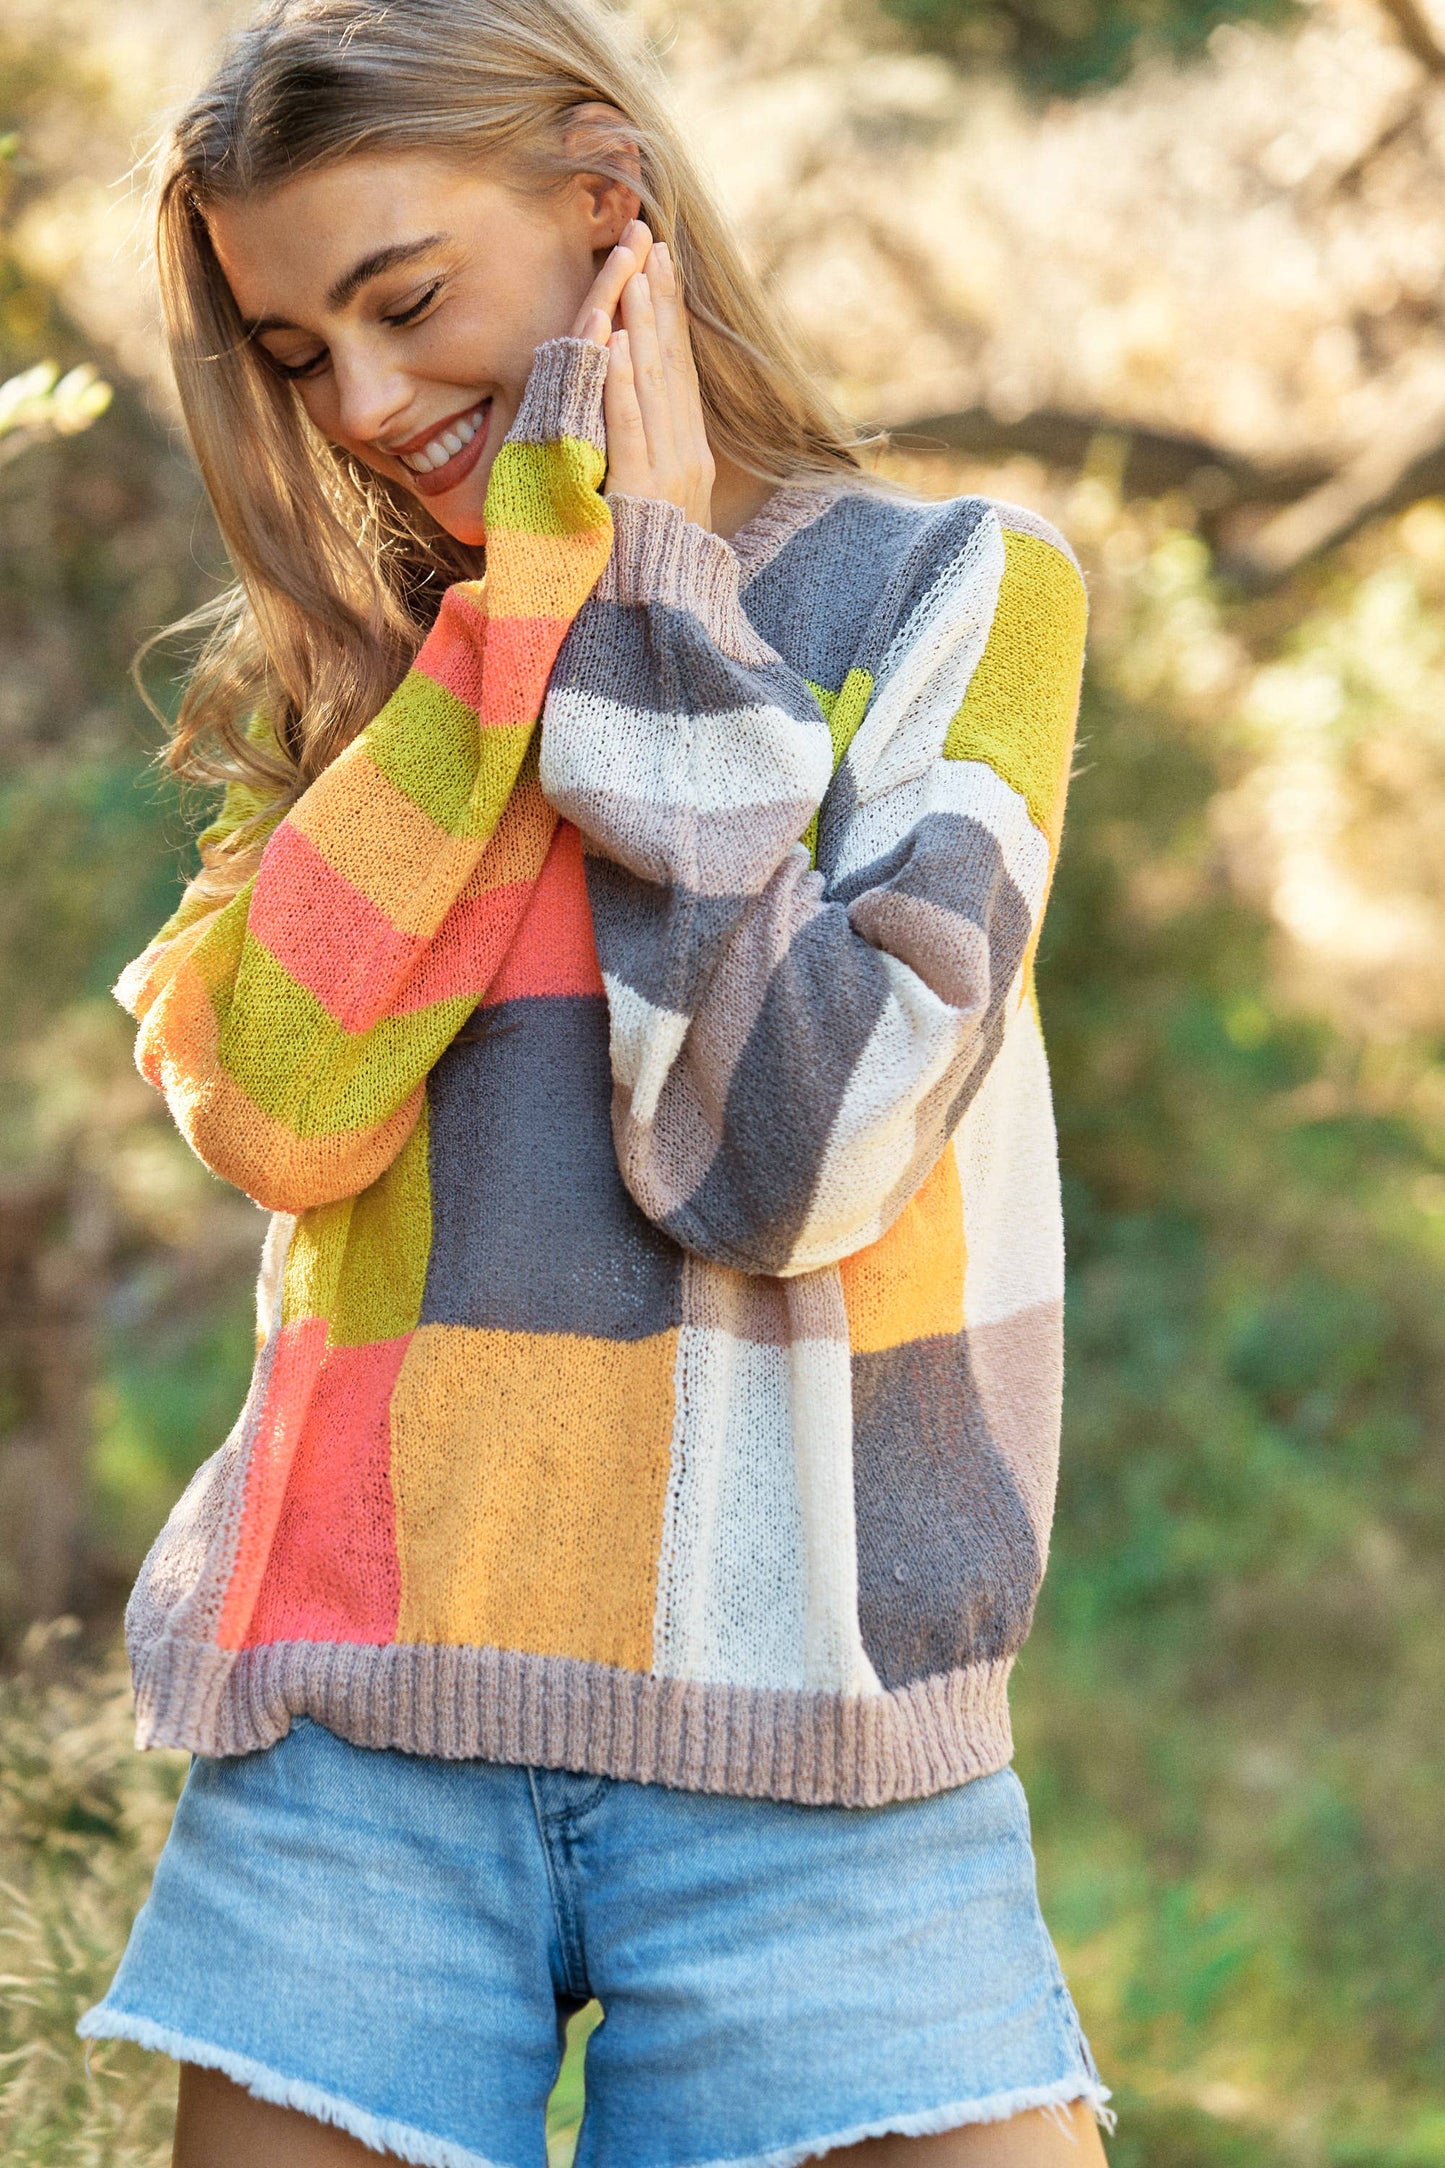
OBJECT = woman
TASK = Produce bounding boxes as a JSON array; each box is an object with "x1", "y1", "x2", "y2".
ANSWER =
[{"x1": 79, "y1": 3, "x2": 1113, "y2": 2164}]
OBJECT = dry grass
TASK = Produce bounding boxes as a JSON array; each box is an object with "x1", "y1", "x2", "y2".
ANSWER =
[{"x1": 0, "y1": 1623, "x2": 185, "y2": 2166}]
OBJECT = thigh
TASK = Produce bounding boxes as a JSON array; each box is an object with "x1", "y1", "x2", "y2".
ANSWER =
[
  {"x1": 175, "y1": 2064, "x2": 383, "y2": 2168},
  {"x1": 830, "y1": 2100, "x2": 1109, "y2": 2165},
  {"x1": 571, "y1": 1763, "x2": 1113, "y2": 2168}
]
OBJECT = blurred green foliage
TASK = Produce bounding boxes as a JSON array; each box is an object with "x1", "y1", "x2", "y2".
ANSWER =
[
  {"x1": 1009, "y1": 504, "x2": 1445, "y2": 2159},
  {"x1": 878, "y1": 0, "x2": 1298, "y2": 92},
  {"x1": 91, "y1": 1308, "x2": 260, "y2": 1563},
  {"x1": 0, "y1": 100, "x2": 260, "y2": 1626}
]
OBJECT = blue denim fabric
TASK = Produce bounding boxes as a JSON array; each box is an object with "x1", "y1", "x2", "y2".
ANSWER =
[{"x1": 80, "y1": 1718, "x2": 1113, "y2": 2168}]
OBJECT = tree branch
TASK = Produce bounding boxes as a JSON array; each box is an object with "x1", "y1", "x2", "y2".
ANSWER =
[
  {"x1": 1374, "y1": 0, "x2": 1445, "y2": 76},
  {"x1": 888, "y1": 397, "x2": 1445, "y2": 588},
  {"x1": 1220, "y1": 391, "x2": 1445, "y2": 585},
  {"x1": 888, "y1": 404, "x2": 1329, "y2": 512}
]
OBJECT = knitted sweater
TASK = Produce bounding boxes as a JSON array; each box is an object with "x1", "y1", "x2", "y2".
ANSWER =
[{"x1": 117, "y1": 337, "x2": 1087, "y2": 1806}]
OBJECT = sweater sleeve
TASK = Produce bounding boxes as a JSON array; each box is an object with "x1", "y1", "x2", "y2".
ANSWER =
[
  {"x1": 540, "y1": 491, "x2": 1086, "y2": 1277},
  {"x1": 116, "y1": 338, "x2": 612, "y2": 1214}
]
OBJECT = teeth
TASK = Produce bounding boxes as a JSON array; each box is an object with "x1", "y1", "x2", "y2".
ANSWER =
[{"x1": 400, "y1": 404, "x2": 487, "y2": 475}]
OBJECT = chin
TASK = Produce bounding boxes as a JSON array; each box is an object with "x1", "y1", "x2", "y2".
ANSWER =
[
  {"x1": 419, "y1": 468, "x2": 493, "y2": 549},
  {"x1": 435, "y1": 512, "x2": 488, "y2": 546}
]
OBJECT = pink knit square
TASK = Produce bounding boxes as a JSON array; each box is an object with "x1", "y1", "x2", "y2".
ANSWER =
[{"x1": 244, "y1": 1334, "x2": 410, "y2": 1647}]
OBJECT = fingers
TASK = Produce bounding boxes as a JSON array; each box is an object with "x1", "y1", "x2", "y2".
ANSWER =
[
  {"x1": 601, "y1": 329, "x2": 651, "y2": 496},
  {"x1": 571, "y1": 218, "x2": 653, "y2": 342},
  {"x1": 650, "y1": 245, "x2": 699, "y2": 397},
  {"x1": 648, "y1": 243, "x2": 694, "y2": 409},
  {"x1": 650, "y1": 243, "x2": 713, "y2": 487},
  {"x1": 617, "y1": 266, "x2": 679, "y2": 476}
]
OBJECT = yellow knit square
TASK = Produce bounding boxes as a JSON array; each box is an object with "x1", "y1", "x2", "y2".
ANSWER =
[{"x1": 390, "y1": 1323, "x2": 677, "y2": 1669}]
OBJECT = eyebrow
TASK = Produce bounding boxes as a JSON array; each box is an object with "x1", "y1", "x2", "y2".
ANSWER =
[{"x1": 244, "y1": 234, "x2": 450, "y2": 335}]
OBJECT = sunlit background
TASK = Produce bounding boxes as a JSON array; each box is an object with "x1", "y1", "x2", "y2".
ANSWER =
[{"x1": 3, "y1": 1, "x2": 1445, "y2": 2162}]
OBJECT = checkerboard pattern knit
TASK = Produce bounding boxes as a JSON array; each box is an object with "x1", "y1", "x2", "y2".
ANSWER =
[{"x1": 116, "y1": 336, "x2": 1088, "y2": 1804}]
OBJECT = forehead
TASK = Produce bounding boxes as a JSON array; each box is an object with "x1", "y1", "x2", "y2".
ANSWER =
[{"x1": 206, "y1": 152, "x2": 511, "y2": 320}]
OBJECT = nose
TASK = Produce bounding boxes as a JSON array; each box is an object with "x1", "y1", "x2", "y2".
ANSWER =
[{"x1": 328, "y1": 343, "x2": 412, "y2": 449}]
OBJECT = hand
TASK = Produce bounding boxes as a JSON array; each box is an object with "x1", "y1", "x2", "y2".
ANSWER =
[{"x1": 571, "y1": 220, "x2": 715, "y2": 529}]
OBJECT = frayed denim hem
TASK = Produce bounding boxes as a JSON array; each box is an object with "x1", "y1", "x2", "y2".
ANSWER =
[
  {"x1": 675, "y1": 2075, "x2": 1118, "y2": 2168},
  {"x1": 78, "y1": 2010, "x2": 1116, "y2": 2168},
  {"x1": 76, "y1": 2004, "x2": 511, "y2": 2168}
]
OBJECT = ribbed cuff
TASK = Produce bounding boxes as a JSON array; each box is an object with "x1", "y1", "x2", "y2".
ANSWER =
[
  {"x1": 599, "y1": 494, "x2": 775, "y2": 663},
  {"x1": 508, "y1": 336, "x2": 609, "y2": 451}
]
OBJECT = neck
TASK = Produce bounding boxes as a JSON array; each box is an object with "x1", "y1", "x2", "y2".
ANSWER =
[{"x1": 708, "y1": 450, "x2": 778, "y2": 542}]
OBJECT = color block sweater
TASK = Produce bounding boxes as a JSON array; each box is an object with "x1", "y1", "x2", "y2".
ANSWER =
[{"x1": 117, "y1": 337, "x2": 1087, "y2": 1806}]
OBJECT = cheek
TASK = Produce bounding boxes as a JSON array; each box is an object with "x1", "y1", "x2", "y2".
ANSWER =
[
  {"x1": 282, "y1": 367, "x2": 355, "y2": 456},
  {"x1": 295, "y1": 382, "x2": 340, "y2": 438},
  {"x1": 446, "y1": 253, "x2": 591, "y2": 376}
]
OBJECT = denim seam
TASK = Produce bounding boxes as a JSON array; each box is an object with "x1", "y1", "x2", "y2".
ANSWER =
[
  {"x1": 1008, "y1": 1815, "x2": 1097, "y2": 2086},
  {"x1": 549, "y1": 1774, "x2": 609, "y2": 1824},
  {"x1": 1049, "y1": 1974, "x2": 1106, "y2": 2089},
  {"x1": 555, "y1": 1815, "x2": 598, "y2": 2004},
  {"x1": 1027, "y1": 1897, "x2": 1102, "y2": 2085},
  {"x1": 525, "y1": 1767, "x2": 590, "y2": 2001}
]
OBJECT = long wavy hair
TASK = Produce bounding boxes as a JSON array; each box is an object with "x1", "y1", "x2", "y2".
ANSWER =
[{"x1": 149, "y1": 0, "x2": 872, "y2": 894}]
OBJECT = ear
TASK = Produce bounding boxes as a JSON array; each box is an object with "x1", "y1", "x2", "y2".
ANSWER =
[{"x1": 562, "y1": 100, "x2": 643, "y2": 249}]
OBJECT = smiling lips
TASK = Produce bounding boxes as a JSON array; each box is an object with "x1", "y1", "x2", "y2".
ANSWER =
[{"x1": 392, "y1": 398, "x2": 492, "y2": 496}]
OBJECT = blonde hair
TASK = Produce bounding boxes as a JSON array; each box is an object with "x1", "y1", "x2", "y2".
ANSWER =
[{"x1": 149, "y1": 0, "x2": 872, "y2": 890}]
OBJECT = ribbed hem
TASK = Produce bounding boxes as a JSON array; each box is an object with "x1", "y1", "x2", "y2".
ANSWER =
[
  {"x1": 128, "y1": 1637, "x2": 1016, "y2": 1806},
  {"x1": 76, "y1": 2009, "x2": 507, "y2": 2168},
  {"x1": 678, "y1": 2077, "x2": 1117, "y2": 2168},
  {"x1": 510, "y1": 335, "x2": 609, "y2": 450}
]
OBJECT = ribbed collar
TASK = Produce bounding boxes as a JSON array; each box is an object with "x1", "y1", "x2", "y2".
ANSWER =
[{"x1": 729, "y1": 478, "x2": 859, "y2": 587}]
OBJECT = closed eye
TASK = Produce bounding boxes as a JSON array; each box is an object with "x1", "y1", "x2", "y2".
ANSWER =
[
  {"x1": 384, "y1": 281, "x2": 444, "y2": 327},
  {"x1": 258, "y1": 280, "x2": 446, "y2": 382},
  {"x1": 266, "y1": 347, "x2": 328, "y2": 382}
]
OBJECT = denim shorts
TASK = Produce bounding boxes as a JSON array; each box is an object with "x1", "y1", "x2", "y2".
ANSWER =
[{"x1": 80, "y1": 1717, "x2": 1114, "y2": 2168}]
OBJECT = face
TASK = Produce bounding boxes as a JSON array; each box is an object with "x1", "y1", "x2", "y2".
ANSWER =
[{"x1": 208, "y1": 149, "x2": 633, "y2": 545}]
